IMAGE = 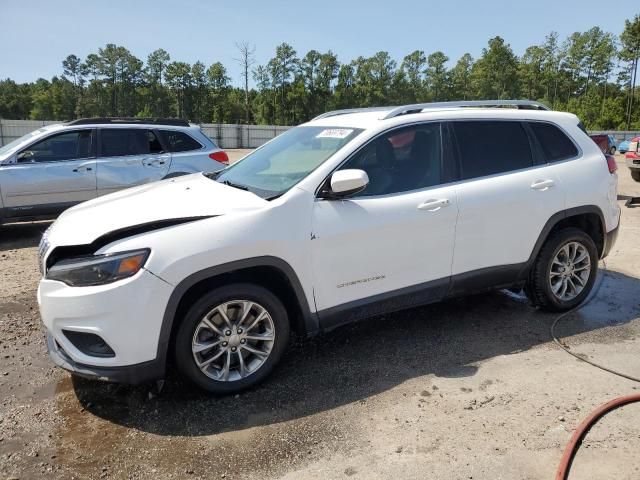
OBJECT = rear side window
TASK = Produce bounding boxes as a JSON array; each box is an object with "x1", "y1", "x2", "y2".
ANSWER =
[
  {"x1": 159, "y1": 130, "x2": 202, "y2": 152},
  {"x1": 453, "y1": 121, "x2": 533, "y2": 180},
  {"x1": 529, "y1": 122, "x2": 578, "y2": 162},
  {"x1": 100, "y1": 129, "x2": 163, "y2": 157}
]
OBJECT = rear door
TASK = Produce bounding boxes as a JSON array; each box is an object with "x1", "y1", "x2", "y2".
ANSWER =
[
  {"x1": 0, "y1": 129, "x2": 96, "y2": 217},
  {"x1": 96, "y1": 128, "x2": 170, "y2": 196},
  {"x1": 449, "y1": 120, "x2": 565, "y2": 288}
]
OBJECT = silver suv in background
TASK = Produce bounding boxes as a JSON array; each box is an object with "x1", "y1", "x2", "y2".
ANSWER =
[{"x1": 0, "y1": 118, "x2": 228, "y2": 224}]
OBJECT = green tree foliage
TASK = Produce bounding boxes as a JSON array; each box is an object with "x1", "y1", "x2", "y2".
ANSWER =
[
  {"x1": 207, "y1": 62, "x2": 230, "y2": 123},
  {"x1": 620, "y1": 14, "x2": 640, "y2": 128},
  {"x1": 425, "y1": 51, "x2": 449, "y2": 101},
  {"x1": 471, "y1": 36, "x2": 520, "y2": 99},
  {"x1": 144, "y1": 48, "x2": 171, "y2": 117},
  {"x1": 2, "y1": 18, "x2": 640, "y2": 129},
  {"x1": 449, "y1": 53, "x2": 474, "y2": 100}
]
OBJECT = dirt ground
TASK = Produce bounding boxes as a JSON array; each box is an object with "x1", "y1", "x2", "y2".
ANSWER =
[{"x1": 1, "y1": 154, "x2": 639, "y2": 480}]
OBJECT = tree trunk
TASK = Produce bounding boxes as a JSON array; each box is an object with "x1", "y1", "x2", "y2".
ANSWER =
[
  {"x1": 628, "y1": 55, "x2": 638, "y2": 130},
  {"x1": 244, "y1": 67, "x2": 249, "y2": 124}
]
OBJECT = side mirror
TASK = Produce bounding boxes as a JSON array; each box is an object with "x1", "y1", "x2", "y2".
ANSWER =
[{"x1": 328, "y1": 169, "x2": 369, "y2": 198}]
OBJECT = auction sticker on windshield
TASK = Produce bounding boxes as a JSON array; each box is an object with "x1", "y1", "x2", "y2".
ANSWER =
[{"x1": 316, "y1": 128, "x2": 354, "y2": 139}]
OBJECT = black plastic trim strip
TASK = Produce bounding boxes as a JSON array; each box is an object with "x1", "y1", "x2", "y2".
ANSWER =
[
  {"x1": 316, "y1": 205, "x2": 607, "y2": 332},
  {"x1": 317, "y1": 277, "x2": 450, "y2": 331},
  {"x1": 47, "y1": 333, "x2": 163, "y2": 385}
]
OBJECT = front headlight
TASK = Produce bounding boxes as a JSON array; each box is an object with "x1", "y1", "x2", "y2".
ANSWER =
[{"x1": 46, "y1": 249, "x2": 150, "y2": 287}]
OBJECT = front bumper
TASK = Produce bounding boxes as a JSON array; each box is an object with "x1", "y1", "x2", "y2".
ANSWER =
[
  {"x1": 46, "y1": 332, "x2": 164, "y2": 384},
  {"x1": 38, "y1": 268, "x2": 174, "y2": 381},
  {"x1": 626, "y1": 157, "x2": 640, "y2": 170}
]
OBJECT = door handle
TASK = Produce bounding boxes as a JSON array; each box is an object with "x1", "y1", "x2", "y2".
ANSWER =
[
  {"x1": 531, "y1": 179, "x2": 555, "y2": 191},
  {"x1": 417, "y1": 198, "x2": 450, "y2": 211},
  {"x1": 143, "y1": 158, "x2": 166, "y2": 167},
  {"x1": 72, "y1": 166, "x2": 93, "y2": 173}
]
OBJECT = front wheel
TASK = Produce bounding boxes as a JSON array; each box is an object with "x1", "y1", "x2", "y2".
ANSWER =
[
  {"x1": 174, "y1": 283, "x2": 290, "y2": 394},
  {"x1": 526, "y1": 228, "x2": 598, "y2": 312},
  {"x1": 631, "y1": 170, "x2": 640, "y2": 182}
]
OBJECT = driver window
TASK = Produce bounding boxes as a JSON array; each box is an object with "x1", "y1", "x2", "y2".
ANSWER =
[
  {"x1": 340, "y1": 123, "x2": 442, "y2": 197},
  {"x1": 18, "y1": 130, "x2": 93, "y2": 163}
]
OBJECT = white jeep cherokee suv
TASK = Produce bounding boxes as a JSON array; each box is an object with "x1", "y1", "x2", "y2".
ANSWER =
[{"x1": 37, "y1": 100, "x2": 620, "y2": 394}]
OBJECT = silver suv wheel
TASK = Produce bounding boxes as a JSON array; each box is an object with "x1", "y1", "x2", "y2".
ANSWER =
[
  {"x1": 549, "y1": 241, "x2": 591, "y2": 301},
  {"x1": 191, "y1": 300, "x2": 275, "y2": 382}
]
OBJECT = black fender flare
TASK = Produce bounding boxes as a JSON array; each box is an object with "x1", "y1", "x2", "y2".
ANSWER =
[
  {"x1": 519, "y1": 205, "x2": 606, "y2": 280},
  {"x1": 155, "y1": 256, "x2": 318, "y2": 369}
]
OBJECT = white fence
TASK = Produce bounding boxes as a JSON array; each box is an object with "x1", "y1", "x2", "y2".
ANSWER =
[
  {"x1": 200, "y1": 123, "x2": 291, "y2": 149},
  {"x1": 0, "y1": 119, "x2": 638, "y2": 149},
  {"x1": 0, "y1": 119, "x2": 292, "y2": 149}
]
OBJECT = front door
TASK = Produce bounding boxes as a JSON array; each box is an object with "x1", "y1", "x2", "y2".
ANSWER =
[
  {"x1": 310, "y1": 123, "x2": 458, "y2": 325},
  {"x1": 0, "y1": 129, "x2": 97, "y2": 217},
  {"x1": 96, "y1": 128, "x2": 170, "y2": 196}
]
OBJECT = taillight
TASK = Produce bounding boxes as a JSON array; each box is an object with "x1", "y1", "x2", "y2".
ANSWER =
[
  {"x1": 209, "y1": 151, "x2": 229, "y2": 165},
  {"x1": 605, "y1": 154, "x2": 617, "y2": 174}
]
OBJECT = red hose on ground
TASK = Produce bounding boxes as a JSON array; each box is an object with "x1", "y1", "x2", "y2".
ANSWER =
[{"x1": 555, "y1": 393, "x2": 640, "y2": 480}]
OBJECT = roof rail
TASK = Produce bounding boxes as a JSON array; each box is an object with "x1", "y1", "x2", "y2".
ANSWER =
[
  {"x1": 312, "y1": 106, "x2": 395, "y2": 121},
  {"x1": 66, "y1": 117, "x2": 191, "y2": 127},
  {"x1": 381, "y1": 100, "x2": 550, "y2": 120}
]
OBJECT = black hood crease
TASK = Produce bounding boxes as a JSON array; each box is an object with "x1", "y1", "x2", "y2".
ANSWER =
[{"x1": 45, "y1": 216, "x2": 216, "y2": 271}]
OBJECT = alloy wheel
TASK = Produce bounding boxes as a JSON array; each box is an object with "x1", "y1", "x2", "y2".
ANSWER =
[
  {"x1": 191, "y1": 300, "x2": 275, "y2": 382},
  {"x1": 548, "y1": 241, "x2": 591, "y2": 302}
]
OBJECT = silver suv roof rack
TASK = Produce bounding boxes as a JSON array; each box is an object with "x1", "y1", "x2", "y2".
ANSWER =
[
  {"x1": 381, "y1": 100, "x2": 550, "y2": 120},
  {"x1": 312, "y1": 107, "x2": 395, "y2": 121},
  {"x1": 66, "y1": 117, "x2": 190, "y2": 127},
  {"x1": 312, "y1": 100, "x2": 551, "y2": 122}
]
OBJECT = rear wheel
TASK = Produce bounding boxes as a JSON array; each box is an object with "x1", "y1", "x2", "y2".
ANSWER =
[
  {"x1": 174, "y1": 283, "x2": 289, "y2": 394},
  {"x1": 527, "y1": 228, "x2": 598, "y2": 312},
  {"x1": 631, "y1": 170, "x2": 640, "y2": 182}
]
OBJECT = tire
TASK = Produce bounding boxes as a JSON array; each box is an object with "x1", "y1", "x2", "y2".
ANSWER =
[
  {"x1": 174, "y1": 283, "x2": 289, "y2": 394},
  {"x1": 609, "y1": 146, "x2": 616, "y2": 155},
  {"x1": 631, "y1": 170, "x2": 640, "y2": 182},
  {"x1": 526, "y1": 227, "x2": 598, "y2": 312}
]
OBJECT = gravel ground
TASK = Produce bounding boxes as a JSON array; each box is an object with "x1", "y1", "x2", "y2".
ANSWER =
[{"x1": 1, "y1": 154, "x2": 639, "y2": 480}]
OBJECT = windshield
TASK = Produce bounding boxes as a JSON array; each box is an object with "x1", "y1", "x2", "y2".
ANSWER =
[
  {"x1": 215, "y1": 126, "x2": 363, "y2": 199},
  {"x1": 0, "y1": 128, "x2": 49, "y2": 157}
]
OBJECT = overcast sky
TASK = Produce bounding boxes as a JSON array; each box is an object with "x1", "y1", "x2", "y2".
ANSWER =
[{"x1": 1, "y1": 0, "x2": 637, "y2": 86}]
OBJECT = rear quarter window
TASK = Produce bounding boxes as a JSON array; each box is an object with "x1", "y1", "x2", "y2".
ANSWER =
[
  {"x1": 159, "y1": 130, "x2": 203, "y2": 153},
  {"x1": 528, "y1": 122, "x2": 578, "y2": 162}
]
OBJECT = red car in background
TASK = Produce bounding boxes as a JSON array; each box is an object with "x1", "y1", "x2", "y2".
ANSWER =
[
  {"x1": 625, "y1": 136, "x2": 640, "y2": 182},
  {"x1": 589, "y1": 134, "x2": 618, "y2": 155}
]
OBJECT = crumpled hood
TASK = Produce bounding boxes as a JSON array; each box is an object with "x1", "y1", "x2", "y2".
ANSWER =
[{"x1": 47, "y1": 173, "x2": 268, "y2": 246}]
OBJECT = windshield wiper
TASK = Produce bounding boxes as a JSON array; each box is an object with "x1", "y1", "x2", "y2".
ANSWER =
[{"x1": 220, "y1": 179, "x2": 249, "y2": 191}]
